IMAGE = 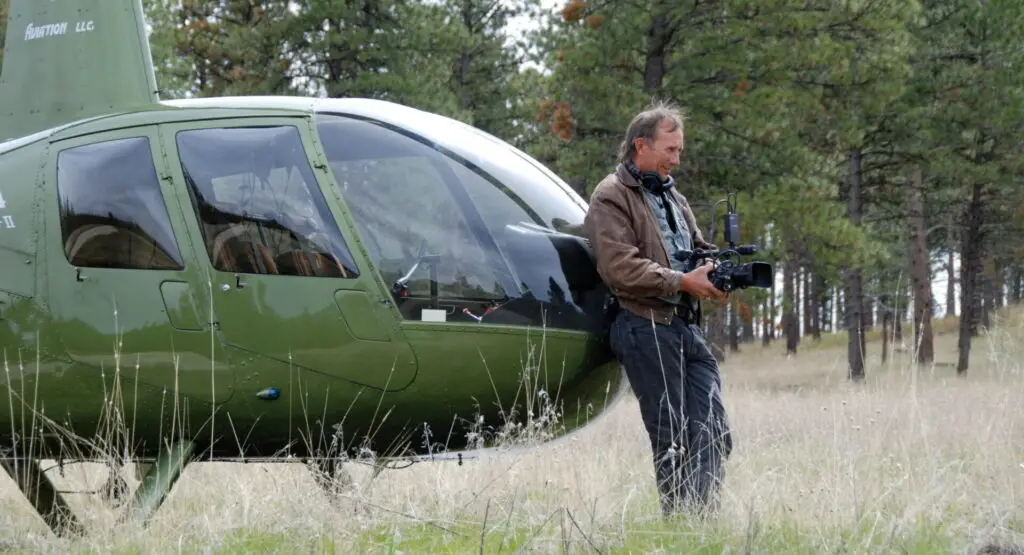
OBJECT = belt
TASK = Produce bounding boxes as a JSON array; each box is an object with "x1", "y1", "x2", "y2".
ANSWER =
[{"x1": 672, "y1": 303, "x2": 700, "y2": 325}]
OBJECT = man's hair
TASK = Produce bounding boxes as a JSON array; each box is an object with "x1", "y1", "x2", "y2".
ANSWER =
[{"x1": 617, "y1": 100, "x2": 685, "y2": 164}]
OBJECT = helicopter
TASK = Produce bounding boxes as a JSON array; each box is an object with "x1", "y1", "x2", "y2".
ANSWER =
[{"x1": 0, "y1": 0, "x2": 629, "y2": 537}]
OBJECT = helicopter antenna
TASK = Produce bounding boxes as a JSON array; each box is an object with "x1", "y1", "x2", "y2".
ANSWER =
[{"x1": 0, "y1": 0, "x2": 160, "y2": 141}]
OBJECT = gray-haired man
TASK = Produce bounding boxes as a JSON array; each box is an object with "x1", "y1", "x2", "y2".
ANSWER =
[{"x1": 584, "y1": 101, "x2": 733, "y2": 516}]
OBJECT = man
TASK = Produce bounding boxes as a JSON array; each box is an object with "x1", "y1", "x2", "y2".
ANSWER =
[{"x1": 584, "y1": 101, "x2": 733, "y2": 517}]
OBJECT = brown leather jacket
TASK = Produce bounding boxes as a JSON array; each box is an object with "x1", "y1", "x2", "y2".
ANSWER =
[{"x1": 584, "y1": 163, "x2": 711, "y2": 325}]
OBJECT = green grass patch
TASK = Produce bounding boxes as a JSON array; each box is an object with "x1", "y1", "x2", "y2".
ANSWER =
[
  {"x1": 205, "y1": 528, "x2": 339, "y2": 554},
  {"x1": 192, "y1": 513, "x2": 974, "y2": 554}
]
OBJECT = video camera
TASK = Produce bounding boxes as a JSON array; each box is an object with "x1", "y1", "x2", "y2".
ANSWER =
[{"x1": 673, "y1": 193, "x2": 773, "y2": 293}]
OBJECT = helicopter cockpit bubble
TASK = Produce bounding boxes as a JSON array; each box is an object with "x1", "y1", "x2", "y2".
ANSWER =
[{"x1": 314, "y1": 109, "x2": 608, "y2": 334}]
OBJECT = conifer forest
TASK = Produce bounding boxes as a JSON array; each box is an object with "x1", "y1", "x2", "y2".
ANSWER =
[{"x1": 3, "y1": 0, "x2": 1023, "y2": 380}]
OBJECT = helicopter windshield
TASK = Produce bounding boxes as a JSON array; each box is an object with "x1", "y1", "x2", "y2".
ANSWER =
[{"x1": 315, "y1": 112, "x2": 606, "y2": 333}]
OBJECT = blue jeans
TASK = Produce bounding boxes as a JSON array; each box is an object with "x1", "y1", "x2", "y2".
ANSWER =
[{"x1": 609, "y1": 307, "x2": 733, "y2": 515}]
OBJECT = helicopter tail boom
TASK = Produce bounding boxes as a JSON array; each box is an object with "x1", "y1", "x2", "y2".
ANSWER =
[{"x1": 0, "y1": 0, "x2": 159, "y2": 141}]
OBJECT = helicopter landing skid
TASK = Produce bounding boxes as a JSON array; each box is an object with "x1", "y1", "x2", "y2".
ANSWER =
[
  {"x1": 118, "y1": 439, "x2": 196, "y2": 527},
  {"x1": 1, "y1": 457, "x2": 84, "y2": 537},
  {"x1": 0, "y1": 440, "x2": 196, "y2": 537}
]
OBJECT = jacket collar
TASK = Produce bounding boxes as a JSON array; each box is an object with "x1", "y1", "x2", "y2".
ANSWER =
[
  {"x1": 617, "y1": 162, "x2": 678, "y2": 195},
  {"x1": 616, "y1": 162, "x2": 642, "y2": 189}
]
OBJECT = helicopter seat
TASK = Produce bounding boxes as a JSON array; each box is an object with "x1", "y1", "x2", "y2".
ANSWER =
[
  {"x1": 275, "y1": 250, "x2": 314, "y2": 276},
  {"x1": 250, "y1": 243, "x2": 279, "y2": 274},
  {"x1": 210, "y1": 234, "x2": 279, "y2": 275},
  {"x1": 209, "y1": 224, "x2": 251, "y2": 267},
  {"x1": 64, "y1": 224, "x2": 119, "y2": 265},
  {"x1": 273, "y1": 250, "x2": 349, "y2": 278},
  {"x1": 205, "y1": 223, "x2": 276, "y2": 275},
  {"x1": 313, "y1": 252, "x2": 349, "y2": 278},
  {"x1": 63, "y1": 223, "x2": 181, "y2": 269}
]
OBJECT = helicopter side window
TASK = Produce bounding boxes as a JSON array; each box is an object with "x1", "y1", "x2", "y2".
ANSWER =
[
  {"x1": 315, "y1": 116, "x2": 541, "y2": 308},
  {"x1": 56, "y1": 137, "x2": 184, "y2": 270},
  {"x1": 173, "y1": 126, "x2": 360, "y2": 278}
]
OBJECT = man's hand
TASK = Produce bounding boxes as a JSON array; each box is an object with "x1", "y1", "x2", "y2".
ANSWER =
[{"x1": 679, "y1": 262, "x2": 728, "y2": 301}]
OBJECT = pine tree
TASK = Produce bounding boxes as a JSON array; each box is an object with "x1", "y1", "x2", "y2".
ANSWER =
[{"x1": 145, "y1": 0, "x2": 295, "y2": 98}]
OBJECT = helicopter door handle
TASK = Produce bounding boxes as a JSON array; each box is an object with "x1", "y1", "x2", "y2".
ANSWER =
[{"x1": 235, "y1": 275, "x2": 246, "y2": 289}]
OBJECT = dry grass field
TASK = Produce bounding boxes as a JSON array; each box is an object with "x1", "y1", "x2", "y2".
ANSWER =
[{"x1": 2, "y1": 310, "x2": 1022, "y2": 554}]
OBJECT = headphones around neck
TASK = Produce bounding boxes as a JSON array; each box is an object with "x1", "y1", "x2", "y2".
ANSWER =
[{"x1": 626, "y1": 161, "x2": 674, "y2": 194}]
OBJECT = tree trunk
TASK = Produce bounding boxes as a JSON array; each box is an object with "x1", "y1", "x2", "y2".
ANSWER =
[
  {"x1": 897, "y1": 292, "x2": 905, "y2": 342},
  {"x1": 762, "y1": 295, "x2": 772, "y2": 346},
  {"x1": 795, "y1": 265, "x2": 803, "y2": 336},
  {"x1": 802, "y1": 267, "x2": 811, "y2": 336},
  {"x1": 707, "y1": 302, "x2": 727, "y2": 361},
  {"x1": 993, "y1": 256, "x2": 1005, "y2": 309},
  {"x1": 830, "y1": 287, "x2": 839, "y2": 333},
  {"x1": 824, "y1": 293, "x2": 832, "y2": 334},
  {"x1": 741, "y1": 297, "x2": 755, "y2": 343},
  {"x1": 881, "y1": 304, "x2": 891, "y2": 364},
  {"x1": 784, "y1": 253, "x2": 799, "y2": 354},
  {"x1": 846, "y1": 147, "x2": 866, "y2": 381},
  {"x1": 729, "y1": 297, "x2": 740, "y2": 352},
  {"x1": 643, "y1": 12, "x2": 670, "y2": 93},
  {"x1": 768, "y1": 261, "x2": 777, "y2": 345},
  {"x1": 769, "y1": 266, "x2": 777, "y2": 341},
  {"x1": 981, "y1": 253, "x2": 994, "y2": 330},
  {"x1": 907, "y1": 167, "x2": 934, "y2": 364},
  {"x1": 811, "y1": 273, "x2": 825, "y2": 339},
  {"x1": 946, "y1": 216, "x2": 957, "y2": 318},
  {"x1": 957, "y1": 183, "x2": 986, "y2": 375},
  {"x1": 1010, "y1": 265, "x2": 1023, "y2": 304},
  {"x1": 835, "y1": 286, "x2": 844, "y2": 334}
]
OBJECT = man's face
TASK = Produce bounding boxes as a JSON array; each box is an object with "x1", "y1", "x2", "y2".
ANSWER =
[{"x1": 634, "y1": 120, "x2": 683, "y2": 180}]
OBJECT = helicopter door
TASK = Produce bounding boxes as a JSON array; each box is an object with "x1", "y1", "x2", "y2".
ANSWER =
[
  {"x1": 156, "y1": 118, "x2": 417, "y2": 392},
  {"x1": 43, "y1": 127, "x2": 234, "y2": 404}
]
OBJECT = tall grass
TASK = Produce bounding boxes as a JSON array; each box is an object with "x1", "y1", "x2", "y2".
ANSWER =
[{"x1": 2, "y1": 309, "x2": 1023, "y2": 554}]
